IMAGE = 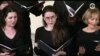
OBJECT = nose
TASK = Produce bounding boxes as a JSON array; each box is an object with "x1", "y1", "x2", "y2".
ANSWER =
[
  {"x1": 12, "y1": 18, "x2": 15, "y2": 21},
  {"x1": 49, "y1": 18, "x2": 53, "y2": 23},
  {"x1": 11, "y1": 17, "x2": 16, "y2": 22}
]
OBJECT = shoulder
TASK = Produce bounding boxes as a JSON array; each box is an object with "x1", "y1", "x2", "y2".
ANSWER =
[
  {"x1": 35, "y1": 26, "x2": 45, "y2": 33},
  {"x1": 77, "y1": 29, "x2": 84, "y2": 34},
  {"x1": 76, "y1": 28, "x2": 85, "y2": 38},
  {"x1": 36, "y1": 26, "x2": 44, "y2": 31}
]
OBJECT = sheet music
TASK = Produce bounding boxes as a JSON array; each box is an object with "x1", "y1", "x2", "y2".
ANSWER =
[
  {"x1": 56, "y1": 38, "x2": 72, "y2": 51},
  {"x1": 14, "y1": 1, "x2": 33, "y2": 11},
  {"x1": 64, "y1": 1, "x2": 84, "y2": 17},
  {"x1": 39, "y1": 38, "x2": 72, "y2": 52},
  {"x1": 14, "y1": 1, "x2": 45, "y2": 11},
  {"x1": 39, "y1": 40, "x2": 56, "y2": 52},
  {"x1": 93, "y1": 40, "x2": 100, "y2": 43},
  {"x1": 0, "y1": 44, "x2": 15, "y2": 51}
]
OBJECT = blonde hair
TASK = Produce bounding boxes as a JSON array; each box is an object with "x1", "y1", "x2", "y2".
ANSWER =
[{"x1": 82, "y1": 8, "x2": 100, "y2": 24}]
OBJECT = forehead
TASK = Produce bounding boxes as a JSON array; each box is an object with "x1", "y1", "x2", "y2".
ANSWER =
[
  {"x1": 90, "y1": 13, "x2": 99, "y2": 18},
  {"x1": 7, "y1": 12, "x2": 17, "y2": 16},
  {"x1": 44, "y1": 11, "x2": 56, "y2": 17},
  {"x1": 86, "y1": 13, "x2": 99, "y2": 19}
]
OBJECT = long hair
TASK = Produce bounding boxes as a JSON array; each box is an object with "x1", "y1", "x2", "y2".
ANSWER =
[
  {"x1": 42, "y1": 5, "x2": 69, "y2": 47},
  {"x1": 52, "y1": 20, "x2": 69, "y2": 47},
  {"x1": 0, "y1": 6, "x2": 22, "y2": 31}
]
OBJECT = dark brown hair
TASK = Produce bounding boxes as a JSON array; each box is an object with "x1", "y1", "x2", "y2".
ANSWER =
[
  {"x1": 42, "y1": 5, "x2": 69, "y2": 47},
  {"x1": 52, "y1": 24, "x2": 69, "y2": 47},
  {"x1": 0, "y1": 6, "x2": 22, "y2": 31},
  {"x1": 42, "y1": 5, "x2": 58, "y2": 26}
]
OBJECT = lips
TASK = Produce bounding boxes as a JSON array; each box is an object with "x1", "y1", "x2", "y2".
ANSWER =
[{"x1": 49, "y1": 23, "x2": 53, "y2": 25}]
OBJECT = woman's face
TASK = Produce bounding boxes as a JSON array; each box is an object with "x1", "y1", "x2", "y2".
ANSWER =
[
  {"x1": 87, "y1": 14, "x2": 99, "y2": 26},
  {"x1": 43, "y1": 11, "x2": 57, "y2": 27},
  {"x1": 5, "y1": 12, "x2": 18, "y2": 27}
]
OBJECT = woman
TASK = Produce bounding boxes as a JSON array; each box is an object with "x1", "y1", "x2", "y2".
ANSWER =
[
  {"x1": 34, "y1": 5, "x2": 71, "y2": 56},
  {"x1": 77, "y1": 8, "x2": 100, "y2": 56},
  {"x1": 0, "y1": 6, "x2": 33, "y2": 56}
]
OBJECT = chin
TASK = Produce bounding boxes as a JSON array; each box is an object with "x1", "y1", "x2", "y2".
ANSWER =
[
  {"x1": 10, "y1": 25, "x2": 15, "y2": 27},
  {"x1": 50, "y1": 24, "x2": 54, "y2": 26}
]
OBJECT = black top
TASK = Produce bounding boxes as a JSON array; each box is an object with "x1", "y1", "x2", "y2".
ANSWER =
[
  {"x1": 77, "y1": 29, "x2": 100, "y2": 56},
  {"x1": 0, "y1": 28, "x2": 33, "y2": 56},
  {"x1": 35, "y1": 27, "x2": 70, "y2": 56}
]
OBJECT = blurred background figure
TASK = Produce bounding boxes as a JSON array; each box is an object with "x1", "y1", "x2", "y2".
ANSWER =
[{"x1": 0, "y1": 1, "x2": 12, "y2": 18}]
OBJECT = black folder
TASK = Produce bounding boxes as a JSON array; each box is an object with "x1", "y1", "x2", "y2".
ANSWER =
[
  {"x1": 64, "y1": 1, "x2": 84, "y2": 17},
  {"x1": 38, "y1": 39, "x2": 72, "y2": 55},
  {"x1": 0, "y1": 44, "x2": 16, "y2": 52},
  {"x1": 0, "y1": 44, "x2": 29, "y2": 53}
]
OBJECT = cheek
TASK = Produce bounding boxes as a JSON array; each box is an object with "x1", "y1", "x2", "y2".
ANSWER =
[
  {"x1": 5, "y1": 18, "x2": 9, "y2": 23},
  {"x1": 15, "y1": 18, "x2": 18, "y2": 23},
  {"x1": 53, "y1": 18, "x2": 57, "y2": 23},
  {"x1": 44, "y1": 18, "x2": 48, "y2": 23},
  {"x1": 96, "y1": 20, "x2": 99, "y2": 24},
  {"x1": 88, "y1": 20, "x2": 98, "y2": 25}
]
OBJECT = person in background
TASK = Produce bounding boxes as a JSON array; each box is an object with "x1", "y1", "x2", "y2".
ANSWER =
[
  {"x1": 0, "y1": 6, "x2": 33, "y2": 56},
  {"x1": 0, "y1": 1, "x2": 12, "y2": 20},
  {"x1": 53, "y1": 1, "x2": 100, "y2": 37},
  {"x1": 77, "y1": 8, "x2": 100, "y2": 56},
  {"x1": 0, "y1": 1, "x2": 9, "y2": 10},
  {"x1": 34, "y1": 5, "x2": 72, "y2": 56}
]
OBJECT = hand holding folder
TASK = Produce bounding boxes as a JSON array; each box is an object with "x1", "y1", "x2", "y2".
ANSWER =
[
  {"x1": 0, "y1": 44, "x2": 30, "y2": 54},
  {"x1": 0, "y1": 44, "x2": 15, "y2": 53}
]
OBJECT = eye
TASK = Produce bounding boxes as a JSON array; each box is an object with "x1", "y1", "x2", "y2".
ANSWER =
[
  {"x1": 14, "y1": 16, "x2": 17, "y2": 19},
  {"x1": 52, "y1": 16, "x2": 55, "y2": 18},
  {"x1": 8, "y1": 17, "x2": 12, "y2": 19},
  {"x1": 52, "y1": 15, "x2": 57, "y2": 19},
  {"x1": 45, "y1": 17, "x2": 50, "y2": 19}
]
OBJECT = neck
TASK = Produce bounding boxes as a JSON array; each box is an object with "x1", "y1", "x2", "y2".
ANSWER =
[
  {"x1": 45, "y1": 25, "x2": 53, "y2": 31},
  {"x1": 86, "y1": 24, "x2": 100, "y2": 32},
  {"x1": 87, "y1": 24, "x2": 97, "y2": 30},
  {"x1": 3, "y1": 26, "x2": 15, "y2": 31}
]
